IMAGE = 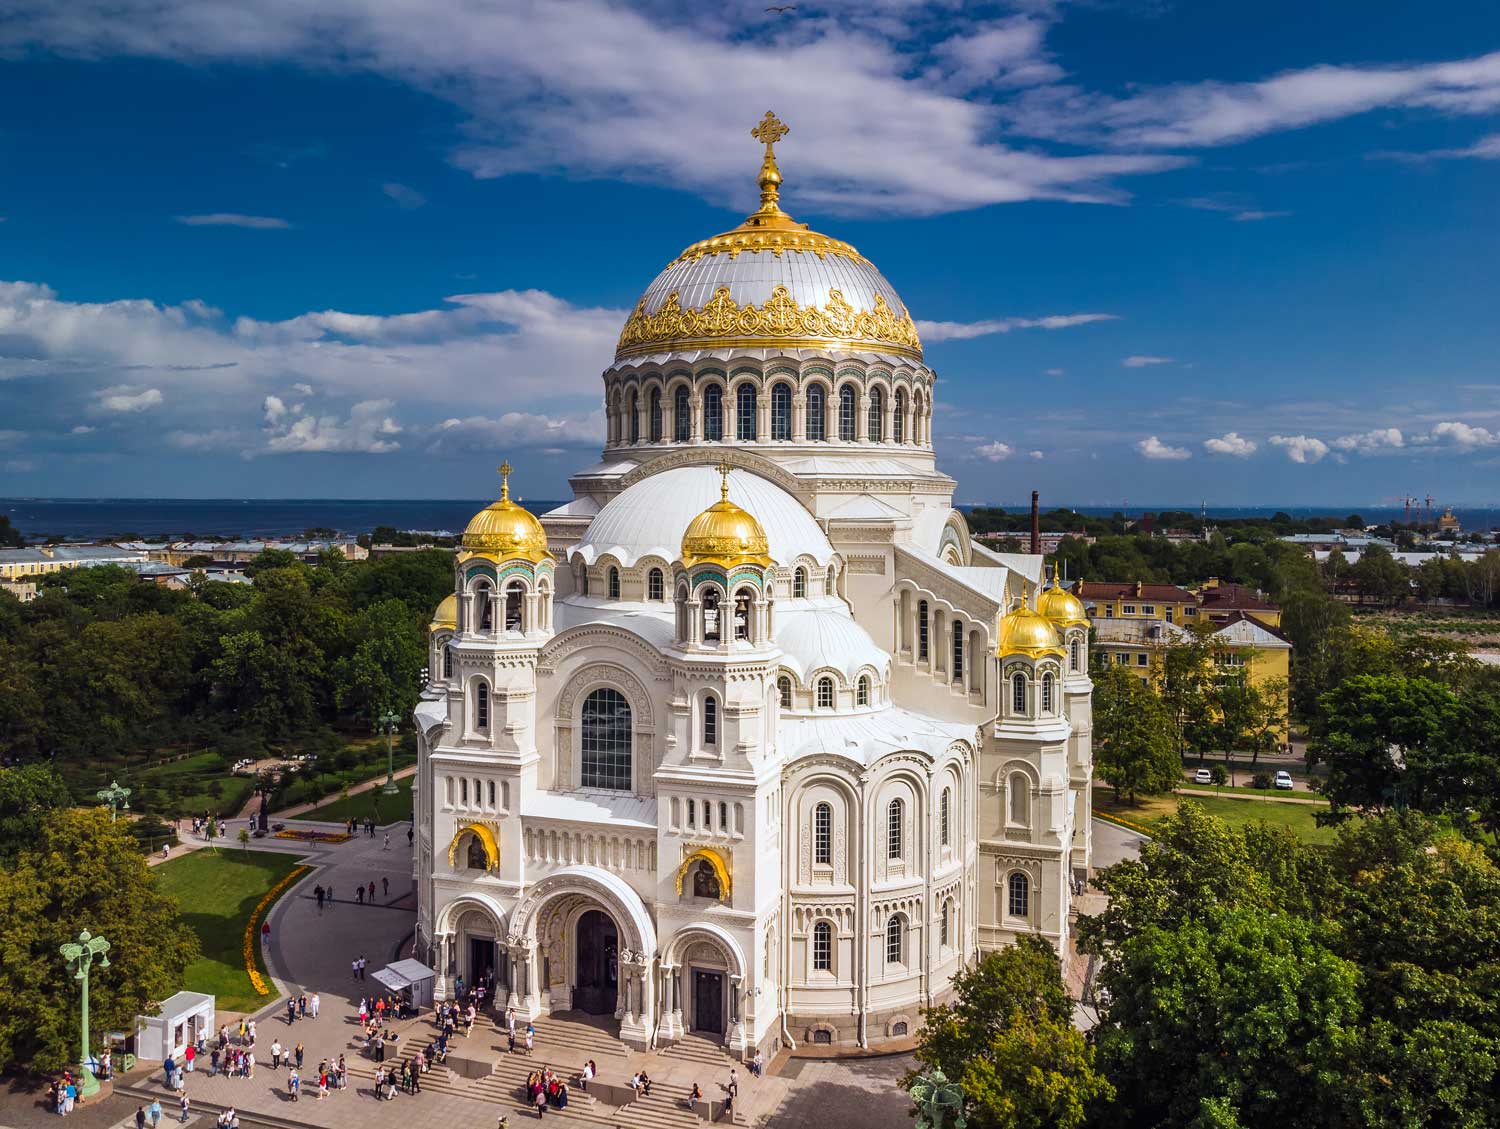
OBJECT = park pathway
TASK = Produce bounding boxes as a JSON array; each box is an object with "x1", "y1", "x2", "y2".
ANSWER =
[{"x1": 1173, "y1": 786, "x2": 1327, "y2": 806}]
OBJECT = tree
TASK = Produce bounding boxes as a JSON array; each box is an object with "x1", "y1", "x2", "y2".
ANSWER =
[
  {"x1": 0, "y1": 764, "x2": 71, "y2": 865},
  {"x1": 910, "y1": 937, "x2": 1112, "y2": 1129},
  {"x1": 1211, "y1": 670, "x2": 1286, "y2": 763},
  {"x1": 1208, "y1": 764, "x2": 1227, "y2": 789},
  {"x1": 1155, "y1": 631, "x2": 1217, "y2": 761},
  {"x1": 237, "y1": 827, "x2": 250, "y2": 852},
  {"x1": 1308, "y1": 675, "x2": 1460, "y2": 818},
  {"x1": 1351, "y1": 545, "x2": 1406, "y2": 606},
  {"x1": 1092, "y1": 664, "x2": 1181, "y2": 803},
  {"x1": 0, "y1": 809, "x2": 198, "y2": 1073},
  {"x1": 331, "y1": 598, "x2": 425, "y2": 725}
]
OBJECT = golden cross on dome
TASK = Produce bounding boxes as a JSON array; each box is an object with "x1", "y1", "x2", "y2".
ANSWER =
[
  {"x1": 497, "y1": 459, "x2": 512, "y2": 501},
  {"x1": 749, "y1": 110, "x2": 789, "y2": 217},
  {"x1": 717, "y1": 459, "x2": 733, "y2": 501}
]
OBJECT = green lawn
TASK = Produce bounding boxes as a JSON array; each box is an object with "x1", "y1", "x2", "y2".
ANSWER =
[
  {"x1": 154, "y1": 849, "x2": 303, "y2": 1012},
  {"x1": 1096, "y1": 788, "x2": 1342, "y2": 846},
  {"x1": 294, "y1": 775, "x2": 414, "y2": 826}
]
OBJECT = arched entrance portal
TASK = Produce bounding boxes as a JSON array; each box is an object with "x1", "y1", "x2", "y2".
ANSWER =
[{"x1": 573, "y1": 909, "x2": 618, "y2": 1015}]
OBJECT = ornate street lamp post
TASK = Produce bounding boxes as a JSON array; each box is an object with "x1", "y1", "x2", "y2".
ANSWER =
[
  {"x1": 377, "y1": 710, "x2": 400, "y2": 796},
  {"x1": 96, "y1": 781, "x2": 131, "y2": 822},
  {"x1": 909, "y1": 1069, "x2": 967, "y2": 1129},
  {"x1": 60, "y1": 929, "x2": 111, "y2": 1097}
]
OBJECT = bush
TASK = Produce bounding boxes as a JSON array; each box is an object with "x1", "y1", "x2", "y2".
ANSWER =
[{"x1": 1252, "y1": 772, "x2": 1273, "y2": 790}]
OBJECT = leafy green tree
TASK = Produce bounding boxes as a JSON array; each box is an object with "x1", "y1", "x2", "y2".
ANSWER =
[
  {"x1": 1308, "y1": 675, "x2": 1460, "y2": 818},
  {"x1": 911, "y1": 937, "x2": 1113, "y2": 1129},
  {"x1": 1155, "y1": 631, "x2": 1217, "y2": 761},
  {"x1": 1092, "y1": 664, "x2": 1181, "y2": 803},
  {"x1": 332, "y1": 598, "x2": 425, "y2": 725},
  {"x1": 0, "y1": 641, "x2": 46, "y2": 757},
  {"x1": 0, "y1": 809, "x2": 198, "y2": 1073},
  {"x1": 1352, "y1": 544, "x2": 1407, "y2": 606},
  {"x1": 0, "y1": 765, "x2": 71, "y2": 865},
  {"x1": 1208, "y1": 764, "x2": 1227, "y2": 788}
]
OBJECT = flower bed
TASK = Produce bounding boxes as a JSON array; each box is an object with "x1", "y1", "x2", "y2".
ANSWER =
[
  {"x1": 245, "y1": 865, "x2": 309, "y2": 995},
  {"x1": 1095, "y1": 810, "x2": 1156, "y2": 838},
  {"x1": 273, "y1": 828, "x2": 352, "y2": 843}
]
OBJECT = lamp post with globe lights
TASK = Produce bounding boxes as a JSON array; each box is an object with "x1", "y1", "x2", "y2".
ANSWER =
[
  {"x1": 60, "y1": 929, "x2": 111, "y2": 1097},
  {"x1": 96, "y1": 781, "x2": 131, "y2": 822},
  {"x1": 377, "y1": 710, "x2": 400, "y2": 796}
]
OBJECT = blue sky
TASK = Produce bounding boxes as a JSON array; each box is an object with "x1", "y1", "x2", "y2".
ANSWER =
[{"x1": 0, "y1": 0, "x2": 1497, "y2": 506}]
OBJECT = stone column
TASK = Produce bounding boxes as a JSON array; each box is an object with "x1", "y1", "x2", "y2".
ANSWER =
[
  {"x1": 857, "y1": 393, "x2": 871, "y2": 442},
  {"x1": 690, "y1": 394, "x2": 703, "y2": 442},
  {"x1": 792, "y1": 393, "x2": 806, "y2": 441}
]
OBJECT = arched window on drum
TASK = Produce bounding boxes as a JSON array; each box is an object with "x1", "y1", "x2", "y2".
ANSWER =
[
  {"x1": 736, "y1": 383, "x2": 757, "y2": 441},
  {"x1": 674, "y1": 385, "x2": 690, "y2": 442},
  {"x1": 580, "y1": 688, "x2": 632, "y2": 791},
  {"x1": 771, "y1": 381, "x2": 793, "y2": 441},
  {"x1": 703, "y1": 384, "x2": 723, "y2": 441},
  {"x1": 648, "y1": 567, "x2": 664, "y2": 601},
  {"x1": 838, "y1": 384, "x2": 857, "y2": 441},
  {"x1": 649, "y1": 387, "x2": 663, "y2": 442},
  {"x1": 806, "y1": 384, "x2": 827, "y2": 441},
  {"x1": 813, "y1": 802, "x2": 832, "y2": 865},
  {"x1": 867, "y1": 386, "x2": 884, "y2": 442}
]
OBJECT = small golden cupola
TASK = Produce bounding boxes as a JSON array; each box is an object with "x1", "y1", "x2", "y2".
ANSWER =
[
  {"x1": 1037, "y1": 565, "x2": 1089, "y2": 627},
  {"x1": 680, "y1": 463, "x2": 773, "y2": 569},
  {"x1": 429, "y1": 593, "x2": 458, "y2": 631},
  {"x1": 459, "y1": 460, "x2": 550, "y2": 563},
  {"x1": 997, "y1": 586, "x2": 1066, "y2": 658}
]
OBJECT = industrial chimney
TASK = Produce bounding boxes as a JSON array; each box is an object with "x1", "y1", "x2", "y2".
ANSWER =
[{"x1": 1030, "y1": 490, "x2": 1041, "y2": 555}]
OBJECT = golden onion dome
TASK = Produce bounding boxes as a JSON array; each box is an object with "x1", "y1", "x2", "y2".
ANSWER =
[
  {"x1": 613, "y1": 111, "x2": 922, "y2": 364},
  {"x1": 998, "y1": 596, "x2": 1066, "y2": 659},
  {"x1": 460, "y1": 460, "x2": 550, "y2": 563},
  {"x1": 681, "y1": 463, "x2": 773, "y2": 569},
  {"x1": 429, "y1": 593, "x2": 458, "y2": 630},
  {"x1": 1037, "y1": 568, "x2": 1088, "y2": 627}
]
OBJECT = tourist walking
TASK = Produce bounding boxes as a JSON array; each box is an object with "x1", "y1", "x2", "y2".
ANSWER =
[
  {"x1": 288, "y1": 1069, "x2": 299, "y2": 1102},
  {"x1": 295, "y1": 1042, "x2": 305, "y2": 1069},
  {"x1": 338, "y1": 1053, "x2": 348, "y2": 1089},
  {"x1": 148, "y1": 1099, "x2": 162, "y2": 1129},
  {"x1": 383, "y1": 832, "x2": 390, "y2": 851},
  {"x1": 534, "y1": 1088, "x2": 547, "y2": 1118},
  {"x1": 135, "y1": 1105, "x2": 146, "y2": 1129},
  {"x1": 271, "y1": 1040, "x2": 282, "y2": 1069},
  {"x1": 359, "y1": 954, "x2": 367, "y2": 979},
  {"x1": 184, "y1": 1044, "x2": 195, "y2": 1073},
  {"x1": 368, "y1": 880, "x2": 376, "y2": 902},
  {"x1": 358, "y1": 998, "x2": 368, "y2": 1025},
  {"x1": 286, "y1": 998, "x2": 296, "y2": 1025},
  {"x1": 179, "y1": 1094, "x2": 190, "y2": 1123},
  {"x1": 310, "y1": 992, "x2": 320, "y2": 1018}
]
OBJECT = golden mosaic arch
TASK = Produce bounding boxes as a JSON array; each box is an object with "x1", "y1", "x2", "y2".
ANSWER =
[
  {"x1": 447, "y1": 822, "x2": 499, "y2": 873},
  {"x1": 674, "y1": 847, "x2": 731, "y2": 902}
]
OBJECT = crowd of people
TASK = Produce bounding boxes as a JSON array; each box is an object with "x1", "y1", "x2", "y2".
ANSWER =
[{"x1": 525, "y1": 1067, "x2": 570, "y2": 1114}]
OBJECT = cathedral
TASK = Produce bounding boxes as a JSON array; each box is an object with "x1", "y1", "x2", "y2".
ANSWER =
[{"x1": 411, "y1": 113, "x2": 1093, "y2": 1057}]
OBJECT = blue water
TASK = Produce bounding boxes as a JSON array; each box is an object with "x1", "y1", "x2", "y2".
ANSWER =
[{"x1": 3, "y1": 497, "x2": 1496, "y2": 542}]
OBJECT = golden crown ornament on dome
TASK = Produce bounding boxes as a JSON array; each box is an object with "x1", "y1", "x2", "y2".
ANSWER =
[
  {"x1": 680, "y1": 462, "x2": 773, "y2": 569},
  {"x1": 459, "y1": 460, "x2": 551, "y2": 563},
  {"x1": 1037, "y1": 564, "x2": 1089, "y2": 627},
  {"x1": 997, "y1": 586, "x2": 1066, "y2": 659}
]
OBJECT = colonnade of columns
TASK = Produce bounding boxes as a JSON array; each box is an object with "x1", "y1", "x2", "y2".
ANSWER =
[{"x1": 895, "y1": 589, "x2": 987, "y2": 694}]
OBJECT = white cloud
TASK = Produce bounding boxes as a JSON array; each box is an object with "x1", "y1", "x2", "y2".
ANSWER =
[
  {"x1": 0, "y1": 429, "x2": 23, "y2": 444},
  {"x1": 1123, "y1": 355, "x2": 1172, "y2": 368},
  {"x1": 1232, "y1": 209, "x2": 1291, "y2": 222},
  {"x1": 929, "y1": 15, "x2": 1063, "y2": 93},
  {"x1": 1044, "y1": 367, "x2": 1064, "y2": 377},
  {"x1": 1027, "y1": 449, "x2": 1044, "y2": 460},
  {"x1": 1136, "y1": 435, "x2": 1191, "y2": 460},
  {"x1": 1179, "y1": 196, "x2": 1289, "y2": 222},
  {"x1": 1008, "y1": 50, "x2": 1500, "y2": 149},
  {"x1": 1425, "y1": 421, "x2": 1500, "y2": 449},
  {"x1": 5, "y1": 459, "x2": 35, "y2": 472},
  {"x1": 430, "y1": 412, "x2": 604, "y2": 452},
  {"x1": 382, "y1": 182, "x2": 426, "y2": 209},
  {"x1": 977, "y1": 441, "x2": 1014, "y2": 462},
  {"x1": 291, "y1": 382, "x2": 314, "y2": 396},
  {"x1": 1332, "y1": 427, "x2": 1404, "y2": 453},
  {"x1": 1376, "y1": 131, "x2": 1500, "y2": 162},
  {"x1": 915, "y1": 313, "x2": 1116, "y2": 342},
  {"x1": 70, "y1": 425, "x2": 95, "y2": 434},
  {"x1": 1269, "y1": 434, "x2": 1330, "y2": 464},
  {"x1": 98, "y1": 386, "x2": 163, "y2": 412},
  {"x1": 263, "y1": 395, "x2": 287, "y2": 422},
  {"x1": 175, "y1": 213, "x2": 291, "y2": 229},
  {"x1": 264, "y1": 399, "x2": 402, "y2": 454},
  {"x1": 1203, "y1": 431, "x2": 1257, "y2": 456}
]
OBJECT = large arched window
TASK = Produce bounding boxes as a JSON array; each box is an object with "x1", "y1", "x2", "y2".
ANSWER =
[
  {"x1": 813, "y1": 802, "x2": 832, "y2": 865},
  {"x1": 1012, "y1": 672, "x2": 1027, "y2": 714},
  {"x1": 504, "y1": 581, "x2": 524, "y2": 631},
  {"x1": 703, "y1": 384, "x2": 723, "y2": 441},
  {"x1": 812, "y1": 920, "x2": 833, "y2": 971},
  {"x1": 1070, "y1": 637, "x2": 1081, "y2": 672},
  {"x1": 674, "y1": 385, "x2": 691, "y2": 442},
  {"x1": 807, "y1": 383, "x2": 826, "y2": 441},
  {"x1": 941, "y1": 897, "x2": 953, "y2": 947},
  {"x1": 475, "y1": 682, "x2": 490, "y2": 731},
  {"x1": 868, "y1": 386, "x2": 884, "y2": 441},
  {"x1": 1042, "y1": 672, "x2": 1056, "y2": 713},
  {"x1": 793, "y1": 567, "x2": 807, "y2": 598},
  {"x1": 771, "y1": 381, "x2": 793, "y2": 441},
  {"x1": 778, "y1": 676, "x2": 793, "y2": 709},
  {"x1": 886, "y1": 798, "x2": 903, "y2": 859},
  {"x1": 952, "y1": 620, "x2": 965, "y2": 684},
  {"x1": 1009, "y1": 773, "x2": 1029, "y2": 826},
  {"x1": 442, "y1": 641, "x2": 453, "y2": 680},
  {"x1": 581, "y1": 687, "x2": 633, "y2": 791},
  {"x1": 857, "y1": 675, "x2": 870, "y2": 707},
  {"x1": 648, "y1": 568, "x2": 664, "y2": 601},
  {"x1": 607, "y1": 566, "x2": 621, "y2": 600},
  {"x1": 649, "y1": 387, "x2": 663, "y2": 442},
  {"x1": 702, "y1": 588, "x2": 722, "y2": 642},
  {"x1": 894, "y1": 387, "x2": 907, "y2": 443},
  {"x1": 940, "y1": 787, "x2": 951, "y2": 846},
  {"x1": 838, "y1": 384, "x2": 857, "y2": 441},
  {"x1": 885, "y1": 914, "x2": 904, "y2": 964},
  {"x1": 1008, "y1": 871, "x2": 1030, "y2": 918},
  {"x1": 627, "y1": 389, "x2": 640, "y2": 444},
  {"x1": 733, "y1": 588, "x2": 752, "y2": 641},
  {"x1": 476, "y1": 583, "x2": 493, "y2": 632},
  {"x1": 703, "y1": 694, "x2": 718, "y2": 747},
  {"x1": 824, "y1": 566, "x2": 836, "y2": 597},
  {"x1": 736, "y1": 383, "x2": 757, "y2": 441},
  {"x1": 816, "y1": 677, "x2": 834, "y2": 709},
  {"x1": 917, "y1": 599, "x2": 929, "y2": 661}
]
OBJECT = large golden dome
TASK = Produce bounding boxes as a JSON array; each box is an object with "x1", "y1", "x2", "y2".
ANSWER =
[
  {"x1": 614, "y1": 112, "x2": 922, "y2": 363},
  {"x1": 681, "y1": 464, "x2": 772, "y2": 569},
  {"x1": 460, "y1": 461, "x2": 550, "y2": 563},
  {"x1": 998, "y1": 596, "x2": 1065, "y2": 659},
  {"x1": 1037, "y1": 568, "x2": 1088, "y2": 627}
]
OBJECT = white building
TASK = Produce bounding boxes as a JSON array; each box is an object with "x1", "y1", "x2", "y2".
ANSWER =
[{"x1": 411, "y1": 116, "x2": 1093, "y2": 1057}]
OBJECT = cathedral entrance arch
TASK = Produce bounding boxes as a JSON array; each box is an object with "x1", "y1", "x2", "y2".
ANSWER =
[
  {"x1": 661, "y1": 922, "x2": 747, "y2": 1047},
  {"x1": 574, "y1": 910, "x2": 619, "y2": 1015},
  {"x1": 433, "y1": 893, "x2": 509, "y2": 999}
]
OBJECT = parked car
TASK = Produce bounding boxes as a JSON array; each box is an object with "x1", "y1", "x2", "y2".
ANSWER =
[
  {"x1": 1274, "y1": 770, "x2": 1295, "y2": 790},
  {"x1": 1193, "y1": 768, "x2": 1213, "y2": 785}
]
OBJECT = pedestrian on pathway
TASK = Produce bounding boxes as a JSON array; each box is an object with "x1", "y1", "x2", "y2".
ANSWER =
[
  {"x1": 310, "y1": 992, "x2": 320, "y2": 1018},
  {"x1": 383, "y1": 876, "x2": 390, "y2": 897},
  {"x1": 315, "y1": 885, "x2": 325, "y2": 912},
  {"x1": 298, "y1": 993, "x2": 307, "y2": 1018},
  {"x1": 506, "y1": 1007, "x2": 516, "y2": 1038},
  {"x1": 326, "y1": 883, "x2": 334, "y2": 906},
  {"x1": 179, "y1": 1094, "x2": 190, "y2": 1123},
  {"x1": 727, "y1": 1068, "x2": 738, "y2": 1098},
  {"x1": 525, "y1": 1023, "x2": 534, "y2": 1054},
  {"x1": 338, "y1": 1053, "x2": 348, "y2": 1089},
  {"x1": 534, "y1": 1088, "x2": 546, "y2": 1118},
  {"x1": 358, "y1": 998, "x2": 368, "y2": 1025},
  {"x1": 407, "y1": 825, "x2": 414, "y2": 847},
  {"x1": 356, "y1": 885, "x2": 365, "y2": 905},
  {"x1": 261, "y1": 919, "x2": 271, "y2": 945},
  {"x1": 295, "y1": 1042, "x2": 305, "y2": 1069},
  {"x1": 148, "y1": 1099, "x2": 162, "y2": 1129},
  {"x1": 209, "y1": 1048, "x2": 219, "y2": 1076},
  {"x1": 247, "y1": 1019, "x2": 256, "y2": 1046},
  {"x1": 383, "y1": 832, "x2": 390, "y2": 851},
  {"x1": 271, "y1": 1040, "x2": 282, "y2": 1069},
  {"x1": 184, "y1": 1043, "x2": 195, "y2": 1072},
  {"x1": 286, "y1": 998, "x2": 296, "y2": 1025},
  {"x1": 288, "y1": 1069, "x2": 299, "y2": 1102},
  {"x1": 359, "y1": 955, "x2": 367, "y2": 980},
  {"x1": 135, "y1": 1106, "x2": 146, "y2": 1129},
  {"x1": 246, "y1": 1052, "x2": 255, "y2": 1079},
  {"x1": 368, "y1": 880, "x2": 376, "y2": 902}
]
